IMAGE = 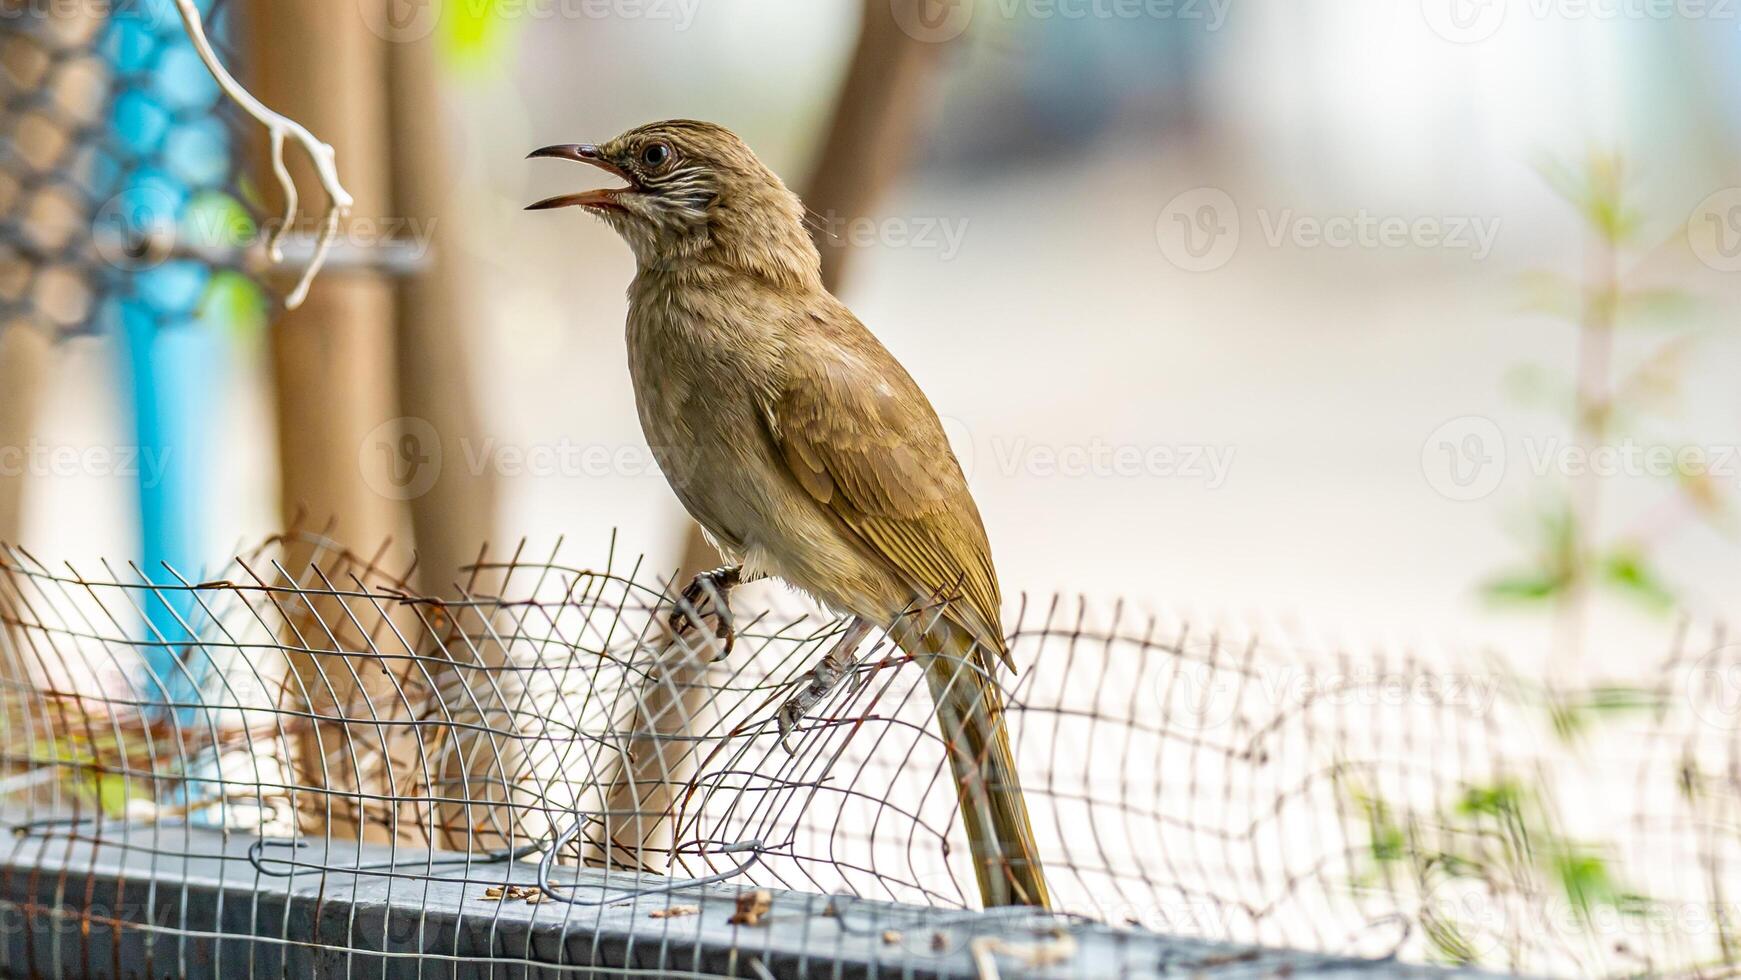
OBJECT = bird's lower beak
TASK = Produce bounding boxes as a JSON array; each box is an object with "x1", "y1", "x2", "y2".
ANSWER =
[{"x1": 525, "y1": 143, "x2": 638, "y2": 211}]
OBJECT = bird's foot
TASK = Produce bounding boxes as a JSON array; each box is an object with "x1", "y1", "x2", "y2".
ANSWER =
[
  {"x1": 669, "y1": 564, "x2": 742, "y2": 657},
  {"x1": 776, "y1": 619, "x2": 875, "y2": 754}
]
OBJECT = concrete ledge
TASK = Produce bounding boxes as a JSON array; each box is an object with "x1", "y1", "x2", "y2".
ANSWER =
[{"x1": 0, "y1": 816, "x2": 1485, "y2": 978}]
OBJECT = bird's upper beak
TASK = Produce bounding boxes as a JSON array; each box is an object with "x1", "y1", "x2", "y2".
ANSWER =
[{"x1": 525, "y1": 144, "x2": 638, "y2": 211}]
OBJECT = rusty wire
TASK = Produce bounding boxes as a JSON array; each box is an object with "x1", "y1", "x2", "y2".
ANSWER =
[{"x1": 0, "y1": 532, "x2": 1731, "y2": 977}]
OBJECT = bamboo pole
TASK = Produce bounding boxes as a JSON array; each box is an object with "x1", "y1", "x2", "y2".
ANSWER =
[
  {"x1": 383, "y1": 27, "x2": 496, "y2": 602},
  {"x1": 0, "y1": 329, "x2": 44, "y2": 552},
  {"x1": 802, "y1": 0, "x2": 950, "y2": 293},
  {"x1": 243, "y1": 0, "x2": 415, "y2": 843},
  {"x1": 380, "y1": 21, "x2": 534, "y2": 857}
]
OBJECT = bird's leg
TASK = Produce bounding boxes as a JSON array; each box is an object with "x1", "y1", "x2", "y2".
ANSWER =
[
  {"x1": 776, "y1": 617, "x2": 876, "y2": 753},
  {"x1": 669, "y1": 564, "x2": 743, "y2": 656}
]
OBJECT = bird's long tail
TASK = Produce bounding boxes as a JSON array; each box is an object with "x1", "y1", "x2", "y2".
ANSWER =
[{"x1": 901, "y1": 621, "x2": 1051, "y2": 908}]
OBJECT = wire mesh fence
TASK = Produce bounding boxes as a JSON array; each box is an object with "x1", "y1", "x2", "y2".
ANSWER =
[
  {"x1": 0, "y1": 532, "x2": 1732, "y2": 977},
  {"x1": 0, "y1": 0, "x2": 274, "y2": 342}
]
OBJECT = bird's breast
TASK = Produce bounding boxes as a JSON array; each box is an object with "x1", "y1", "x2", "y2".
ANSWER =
[{"x1": 623, "y1": 287, "x2": 787, "y2": 558}]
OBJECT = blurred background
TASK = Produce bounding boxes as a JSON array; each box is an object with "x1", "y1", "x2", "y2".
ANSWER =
[{"x1": 6, "y1": 0, "x2": 1741, "y2": 681}]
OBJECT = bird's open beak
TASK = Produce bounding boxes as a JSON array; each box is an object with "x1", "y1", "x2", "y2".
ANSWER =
[{"x1": 525, "y1": 144, "x2": 638, "y2": 211}]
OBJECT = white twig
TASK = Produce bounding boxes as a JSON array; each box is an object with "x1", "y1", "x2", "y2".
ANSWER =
[{"x1": 172, "y1": 0, "x2": 354, "y2": 310}]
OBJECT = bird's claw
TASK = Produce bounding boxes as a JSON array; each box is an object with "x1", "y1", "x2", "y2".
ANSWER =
[
  {"x1": 669, "y1": 564, "x2": 741, "y2": 656},
  {"x1": 772, "y1": 627, "x2": 868, "y2": 755},
  {"x1": 775, "y1": 702, "x2": 804, "y2": 755}
]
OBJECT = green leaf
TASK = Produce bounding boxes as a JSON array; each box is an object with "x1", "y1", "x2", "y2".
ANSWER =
[
  {"x1": 1515, "y1": 269, "x2": 1583, "y2": 320},
  {"x1": 1674, "y1": 468, "x2": 1734, "y2": 528},
  {"x1": 1551, "y1": 686, "x2": 1660, "y2": 741},
  {"x1": 1431, "y1": 853, "x2": 1486, "y2": 879},
  {"x1": 1500, "y1": 362, "x2": 1571, "y2": 411},
  {"x1": 196, "y1": 269, "x2": 269, "y2": 340},
  {"x1": 1579, "y1": 685, "x2": 1660, "y2": 715},
  {"x1": 1616, "y1": 287, "x2": 1698, "y2": 326},
  {"x1": 1552, "y1": 849, "x2": 1618, "y2": 922},
  {"x1": 440, "y1": 0, "x2": 514, "y2": 68},
  {"x1": 1456, "y1": 780, "x2": 1526, "y2": 819},
  {"x1": 1480, "y1": 570, "x2": 1568, "y2": 604},
  {"x1": 1355, "y1": 793, "x2": 1408, "y2": 863},
  {"x1": 1534, "y1": 152, "x2": 1643, "y2": 244},
  {"x1": 1422, "y1": 914, "x2": 1481, "y2": 967},
  {"x1": 181, "y1": 189, "x2": 255, "y2": 252},
  {"x1": 1599, "y1": 549, "x2": 1675, "y2": 611}
]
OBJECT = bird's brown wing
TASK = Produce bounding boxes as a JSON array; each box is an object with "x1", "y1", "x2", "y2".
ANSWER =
[{"x1": 758, "y1": 321, "x2": 1011, "y2": 670}]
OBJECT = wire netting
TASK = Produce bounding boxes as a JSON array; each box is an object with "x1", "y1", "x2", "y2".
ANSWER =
[
  {"x1": 0, "y1": 532, "x2": 1732, "y2": 977},
  {"x1": 1, "y1": 0, "x2": 271, "y2": 342}
]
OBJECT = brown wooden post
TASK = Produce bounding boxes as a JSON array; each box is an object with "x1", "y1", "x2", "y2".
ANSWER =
[
  {"x1": 243, "y1": 0, "x2": 414, "y2": 842},
  {"x1": 0, "y1": 329, "x2": 44, "y2": 551},
  {"x1": 803, "y1": 0, "x2": 949, "y2": 293},
  {"x1": 383, "y1": 26, "x2": 496, "y2": 602}
]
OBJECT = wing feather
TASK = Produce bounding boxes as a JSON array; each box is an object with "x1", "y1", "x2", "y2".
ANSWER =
[{"x1": 761, "y1": 319, "x2": 1010, "y2": 669}]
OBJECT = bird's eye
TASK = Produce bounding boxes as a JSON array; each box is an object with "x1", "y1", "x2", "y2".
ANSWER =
[{"x1": 641, "y1": 142, "x2": 672, "y2": 169}]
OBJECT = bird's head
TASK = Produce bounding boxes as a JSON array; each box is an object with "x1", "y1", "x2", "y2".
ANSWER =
[{"x1": 527, "y1": 119, "x2": 819, "y2": 288}]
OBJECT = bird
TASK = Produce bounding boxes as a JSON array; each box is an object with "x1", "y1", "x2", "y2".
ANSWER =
[{"x1": 527, "y1": 120, "x2": 1048, "y2": 908}]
